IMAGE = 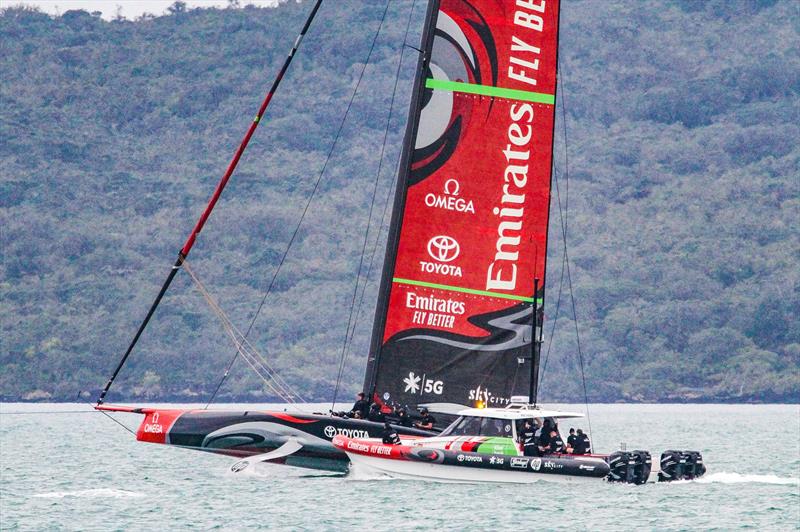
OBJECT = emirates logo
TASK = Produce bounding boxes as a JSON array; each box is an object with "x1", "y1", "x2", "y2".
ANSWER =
[{"x1": 427, "y1": 235, "x2": 460, "y2": 263}]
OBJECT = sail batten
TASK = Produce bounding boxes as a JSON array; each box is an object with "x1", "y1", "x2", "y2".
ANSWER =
[{"x1": 366, "y1": 0, "x2": 561, "y2": 409}]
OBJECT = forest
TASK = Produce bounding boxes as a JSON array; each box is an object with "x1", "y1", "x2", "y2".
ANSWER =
[{"x1": 1, "y1": 0, "x2": 797, "y2": 403}]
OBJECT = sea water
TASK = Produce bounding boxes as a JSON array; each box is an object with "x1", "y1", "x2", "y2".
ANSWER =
[{"x1": 1, "y1": 403, "x2": 798, "y2": 531}]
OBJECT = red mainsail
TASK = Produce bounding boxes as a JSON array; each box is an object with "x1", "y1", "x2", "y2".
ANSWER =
[{"x1": 366, "y1": 0, "x2": 561, "y2": 408}]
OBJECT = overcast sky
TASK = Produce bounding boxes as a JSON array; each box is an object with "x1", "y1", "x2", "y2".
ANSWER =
[{"x1": 4, "y1": 0, "x2": 283, "y2": 20}]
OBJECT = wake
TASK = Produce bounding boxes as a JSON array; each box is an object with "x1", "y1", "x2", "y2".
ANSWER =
[
  {"x1": 221, "y1": 462, "x2": 343, "y2": 479},
  {"x1": 687, "y1": 472, "x2": 799, "y2": 485},
  {"x1": 344, "y1": 463, "x2": 394, "y2": 482},
  {"x1": 32, "y1": 488, "x2": 145, "y2": 499}
]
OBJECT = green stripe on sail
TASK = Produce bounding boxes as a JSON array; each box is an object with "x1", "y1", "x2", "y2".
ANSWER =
[
  {"x1": 393, "y1": 277, "x2": 541, "y2": 304},
  {"x1": 425, "y1": 78, "x2": 555, "y2": 105}
]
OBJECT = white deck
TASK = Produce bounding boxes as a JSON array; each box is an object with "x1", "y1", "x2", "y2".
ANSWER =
[
  {"x1": 454, "y1": 406, "x2": 585, "y2": 420},
  {"x1": 347, "y1": 452, "x2": 603, "y2": 484}
]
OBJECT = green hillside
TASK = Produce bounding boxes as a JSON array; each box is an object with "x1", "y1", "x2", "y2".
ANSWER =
[{"x1": 1, "y1": 0, "x2": 797, "y2": 403}]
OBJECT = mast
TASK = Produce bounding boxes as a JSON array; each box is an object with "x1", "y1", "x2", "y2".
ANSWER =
[
  {"x1": 97, "y1": 0, "x2": 323, "y2": 404},
  {"x1": 363, "y1": 0, "x2": 441, "y2": 398}
]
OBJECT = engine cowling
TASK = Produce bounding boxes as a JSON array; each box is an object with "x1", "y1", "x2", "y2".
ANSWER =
[
  {"x1": 658, "y1": 450, "x2": 706, "y2": 482},
  {"x1": 606, "y1": 450, "x2": 651, "y2": 485}
]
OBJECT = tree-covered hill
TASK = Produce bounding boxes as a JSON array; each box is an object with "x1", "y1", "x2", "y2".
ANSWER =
[{"x1": 1, "y1": 0, "x2": 797, "y2": 403}]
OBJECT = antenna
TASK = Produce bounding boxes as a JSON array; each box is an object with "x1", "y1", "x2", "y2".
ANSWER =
[{"x1": 529, "y1": 277, "x2": 541, "y2": 406}]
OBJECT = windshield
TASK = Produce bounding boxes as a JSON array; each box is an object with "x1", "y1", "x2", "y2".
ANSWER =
[{"x1": 440, "y1": 416, "x2": 513, "y2": 438}]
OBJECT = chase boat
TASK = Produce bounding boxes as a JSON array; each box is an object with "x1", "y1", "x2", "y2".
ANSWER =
[{"x1": 334, "y1": 400, "x2": 705, "y2": 484}]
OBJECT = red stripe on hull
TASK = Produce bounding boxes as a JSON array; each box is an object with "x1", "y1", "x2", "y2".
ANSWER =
[
  {"x1": 267, "y1": 412, "x2": 318, "y2": 424},
  {"x1": 332, "y1": 435, "x2": 411, "y2": 461},
  {"x1": 135, "y1": 409, "x2": 186, "y2": 444}
]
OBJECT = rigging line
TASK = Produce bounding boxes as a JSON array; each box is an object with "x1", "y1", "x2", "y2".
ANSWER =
[
  {"x1": 204, "y1": 2, "x2": 395, "y2": 408},
  {"x1": 183, "y1": 260, "x2": 303, "y2": 403},
  {"x1": 186, "y1": 262, "x2": 304, "y2": 403},
  {"x1": 332, "y1": 0, "x2": 417, "y2": 410},
  {"x1": 341, "y1": 1, "x2": 421, "y2": 377},
  {"x1": 539, "y1": 62, "x2": 572, "y2": 390},
  {"x1": 190, "y1": 277, "x2": 295, "y2": 403},
  {"x1": 340, "y1": 92, "x2": 411, "y2": 376},
  {"x1": 564, "y1": 228, "x2": 592, "y2": 437},
  {"x1": 96, "y1": 0, "x2": 322, "y2": 406},
  {"x1": 550, "y1": 61, "x2": 592, "y2": 435},
  {"x1": 196, "y1": 293, "x2": 300, "y2": 404},
  {"x1": 539, "y1": 169, "x2": 567, "y2": 385},
  {"x1": 95, "y1": 407, "x2": 136, "y2": 436},
  {"x1": 205, "y1": 3, "x2": 396, "y2": 409},
  {"x1": 336, "y1": 133, "x2": 405, "y2": 400}
]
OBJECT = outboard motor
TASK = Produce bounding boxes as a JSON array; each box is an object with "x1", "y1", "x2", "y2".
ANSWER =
[
  {"x1": 606, "y1": 451, "x2": 628, "y2": 482},
  {"x1": 606, "y1": 450, "x2": 651, "y2": 485},
  {"x1": 658, "y1": 450, "x2": 706, "y2": 482},
  {"x1": 682, "y1": 451, "x2": 706, "y2": 479}
]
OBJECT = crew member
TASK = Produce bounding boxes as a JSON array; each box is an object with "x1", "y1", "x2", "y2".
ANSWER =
[
  {"x1": 396, "y1": 407, "x2": 413, "y2": 427},
  {"x1": 368, "y1": 403, "x2": 385, "y2": 423},
  {"x1": 414, "y1": 407, "x2": 436, "y2": 430},
  {"x1": 566, "y1": 428, "x2": 578, "y2": 454},
  {"x1": 382, "y1": 421, "x2": 401, "y2": 445},
  {"x1": 575, "y1": 428, "x2": 591, "y2": 455},
  {"x1": 546, "y1": 429, "x2": 565, "y2": 454},
  {"x1": 519, "y1": 419, "x2": 538, "y2": 457},
  {"x1": 349, "y1": 392, "x2": 370, "y2": 419},
  {"x1": 537, "y1": 418, "x2": 553, "y2": 454}
]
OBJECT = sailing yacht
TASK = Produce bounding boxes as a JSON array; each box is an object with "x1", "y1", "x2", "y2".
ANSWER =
[{"x1": 97, "y1": 0, "x2": 704, "y2": 484}]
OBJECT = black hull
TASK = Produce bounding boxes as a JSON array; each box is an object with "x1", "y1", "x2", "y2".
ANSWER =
[{"x1": 107, "y1": 406, "x2": 436, "y2": 472}]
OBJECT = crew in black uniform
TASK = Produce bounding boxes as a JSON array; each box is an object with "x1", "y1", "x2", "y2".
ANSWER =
[
  {"x1": 396, "y1": 407, "x2": 413, "y2": 427},
  {"x1": 381, "y1": 421, "x2": 400, "y2": 444},
  {"x1": 545, "y1": 429, "x2": 566, "y2": 454},
  {"x1": 519, "y1": 419, "x2": 538, "y2": 457},
  {"x1": 414, "y1": 407, "x2": 436, "y2": 430},
  {"x1": 567, "y1": 428, "x2": 578, "y2": 453},
  {"x1": 349, "y1": 392, "x2": 370, "y2": 419},
  {"x1": 537, "y1": 418, "x2": 553, "y2": 454},
  {"x1": 574, "y1": 428, "x2": 591, "y2": 455},
  {"x1": 368, "y1": 403, "x2": 385, "y2": 423}
]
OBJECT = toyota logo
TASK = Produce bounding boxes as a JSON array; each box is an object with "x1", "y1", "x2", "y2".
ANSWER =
[
  {"x1": 427, "y1": 235, "x2": 460, "y2": 263},
  {"x1": 324, "y1": 425, "x2": 337, "y2": 438}
]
